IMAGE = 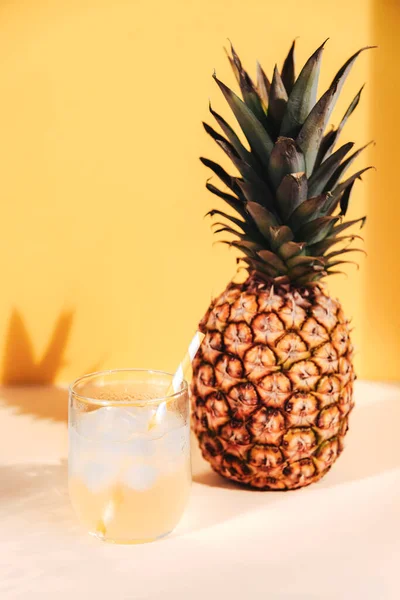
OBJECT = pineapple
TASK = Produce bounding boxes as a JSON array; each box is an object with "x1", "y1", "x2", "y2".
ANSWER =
[{"x1": 192, "y1": 40, "x2": 373, "y2": 490}]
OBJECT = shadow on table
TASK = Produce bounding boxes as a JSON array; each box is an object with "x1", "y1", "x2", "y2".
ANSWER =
[
  {"x1": 0, "y1": 386, "x2": 69, "y2": 422},
  {"x1": 0, "y1": 461, "x2": 76, "y2": 530},
  {"x1": 191, "y1": 438, "x2": 237, "y2": 490},
  {"x1": 0, "y1": 457, "x2": 260, "y2": 540},
  {"x1": 192, "y1": 385, "x2": 400, "y2": 492},
  {"x1": 179, "y1": 435, "x2": 277, "y2": 535},
  {"x1": 2, "y1": 387, "x2": 399, "y2": 540},
  {"x1": 187, "y1": 385, "x2": 400, "y2": 532},
  {"x1": 317, "y1": 386, "x2": 400, "y2": 489}
]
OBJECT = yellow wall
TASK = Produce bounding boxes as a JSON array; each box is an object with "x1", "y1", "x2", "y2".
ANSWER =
[
  {"x1": 0, "y1": 0, "x2": 395, "y2": 383},
  {"x1": 364, "y1": 0, "x2": 400, "y2": 380}
]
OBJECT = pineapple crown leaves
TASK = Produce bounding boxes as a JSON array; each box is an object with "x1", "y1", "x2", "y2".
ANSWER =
[{"x1": 201, "y1": 39, "x2": 376, "y2": 286}]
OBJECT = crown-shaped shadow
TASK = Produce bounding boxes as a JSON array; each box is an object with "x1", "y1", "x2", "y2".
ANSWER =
[
  {"x1": 0, "y1": 310, "x2": 74, "y2": 422},
  {"x1": 0, "y1": 310, "x2": 106, "y2": 422},
  {"x1": 2, "y1": 309, "x2": 74, "y2": 385}
]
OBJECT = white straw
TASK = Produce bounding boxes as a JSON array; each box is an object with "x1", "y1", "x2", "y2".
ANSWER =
[
  {"x1": 149, "y1": 331, "x2": 204, "y2": 430},
  {"x1": 99, "y1": 331, "x2": 205, "y2": 535}
]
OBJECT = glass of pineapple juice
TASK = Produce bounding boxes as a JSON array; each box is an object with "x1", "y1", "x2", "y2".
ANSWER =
[{"x1": 68, "y1": 369, "x2": 191, "y2": 544}]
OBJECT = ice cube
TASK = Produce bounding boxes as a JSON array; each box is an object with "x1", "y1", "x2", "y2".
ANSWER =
[
  {"x1": 122, "y1": 464, "x2": 158, "y2": 491},
  {"x1": 126, "y1": 405, "x2": 157, "y2": 433},
  {"x1": 76, "y1": 406, "x2": 138, "y2": 442},
  {"x1": 82, "y1": 459, "x2": 119, "y2": 492},
  {"x1": 127, "y1": 436, "x2": 155, "y2": 458}
]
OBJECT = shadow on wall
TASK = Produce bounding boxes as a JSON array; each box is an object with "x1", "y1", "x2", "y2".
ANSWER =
[
  {"x1": 0, "y1": 310, "x2": 74, "y2": 422},
  {"x1": 1, "y1": 309, "x2": 74, "y2": 385},
  {"x1": 0, "y1": 309, "x2": 105, "y2": 422}
]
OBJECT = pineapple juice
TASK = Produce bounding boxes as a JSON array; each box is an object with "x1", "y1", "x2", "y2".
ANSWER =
[{"x1": 69, "y1": 399, "x2": 191, "y2": 543}]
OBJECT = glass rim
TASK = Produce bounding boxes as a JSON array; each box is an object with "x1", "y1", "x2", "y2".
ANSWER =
[{"x1": 69, "y1": 368, "x2": 188, "y2": 407}]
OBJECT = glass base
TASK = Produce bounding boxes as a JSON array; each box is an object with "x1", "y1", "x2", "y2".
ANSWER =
[{"x1": 89, "y1": 529, "x2": 172, "y2": 545}]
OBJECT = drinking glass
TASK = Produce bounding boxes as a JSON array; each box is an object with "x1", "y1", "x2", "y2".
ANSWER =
[{"x1": 68, "y1": 369, "x2": 191, "y2": 544}]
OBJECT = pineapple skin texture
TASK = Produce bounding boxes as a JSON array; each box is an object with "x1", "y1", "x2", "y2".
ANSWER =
[{"x1": 191, "y1": 276, "x2": 355, "y2": 490}]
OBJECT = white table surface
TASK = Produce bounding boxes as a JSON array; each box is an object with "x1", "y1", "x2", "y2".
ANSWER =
[{"x1": 0, "y1": 381, "x2": 399, "y2": 600}]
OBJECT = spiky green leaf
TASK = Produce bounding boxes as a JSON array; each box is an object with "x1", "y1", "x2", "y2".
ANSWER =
[
  {"x1": 213, "y1": 224, "x2": 243, "y2": 237},
  {"x1": 206, "y1": 208, "x2": 247, "y2": 230},
  {"x1": 225, "y1": 45, "x2": 241, "y2": 85},
  {"x1": 268, "y1": 225, "x2": 294, "y2": 250},
  {"x1": 215, "y1": 139, "x2": 264, "y2": 185},
  {"x1": 205, "y1": 184, "x2": 246, "y2": 218},
  {"x1": 281, "y1": 40, "x2": 296, "y2": 95},
  {"x1": 210, "y1": 218, "x2": 265, "y2": 244},
  {"x1": 296, "y1": 216, "x2": 340, "y2": 244},
  {"x1": 288, "y1": 262, "x2": 325, "y2": 280},
  {"x1": 258, "y1": 250, "x2": 288, "y2": 273},
  {"x1": 203, "y1": 121, "x2": 238, "y2": 154},
  {"x1": 278, "y1": 241, "x2": 305, "y2": 260},
  {"x1": 229, "y1": 42, "x2": 244, "y2": 74},
  {"x1": 331, "y1": 216, "x2": 366, "y2": 236},
  {"x1": 229, "y1": 43, "x2": 268, "y2": 124},
  {"x1": 213, "y1": 74, "x2": 273, "y2": 167},
  {"x1": 200, "y1": 157, "x2": 243, "y2": 197},
  {"x1": 276, "y1": 172, "x2": 308, "y2": 220},
  {"x1": 297, "y1": 47, "x2": 371, "y2": 176},
  {"x1": 268, "y1": 66, "x2": 288, "y2": 130},
  {"x1": 239, "y1": 256, "x2": 282, "y2": 277},
  {"x1": 326, "y1": 167, "x2": 373, "y2": 213},
  {"x1": 308, "y1": 142, "x2": 354, "y2": 196},
  {"x1": 236, "y1": 179, "x2": 275, "y2": 212},
  {"x1": 325, "y1": 259, "x2": 359, "y2": 270},
  {"x1": 325, "y1": 142, "x2": 374, "y2": 191},
  {"x1": 325, "y1": 247, "x2": 366, "y2": 260},
  {"x1": 339, "y1": 180, "x2": 355, "y2": 217},
  {"x1": 268, "y1": 137, "x2": 306, "y2": 190},
  {"x1": 315, "y1": 85, "x2": 365, "y2": 166},
  {"x1": 294, "y1": 271, "x2": 327, "y2": 285},
  {"x1": 288, "y1": 194, "x2": 329, "y2": 230},
  {"x1": 230, "y1": 239, "x2": 264, "y2": 252},
  {"x1": 287, "y1": 255, "x2": 325, "y2": 269},
  {"x1": 257, "y1": 62, "x2": 271, "y2": 108},
  {"x1": 280, "y1": 39, "x2": 326, "y2": 137},
  {"x1": 209, "y1": 104, "x2": 256, "y2": 166},
  {"x1": 330, "y1": 47, "x2": 374, "y2": 97},
  {"x1": 246, "y1": 201, "x2": 279, "y2": 240},
  {"x1": 309, "y1": 234, "x2": 364, "y2": 255}
]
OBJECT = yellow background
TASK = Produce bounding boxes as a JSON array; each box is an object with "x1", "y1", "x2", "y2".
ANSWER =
[{"x1": 0, "y1": 0, "x2": 398, "y2": 384}]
